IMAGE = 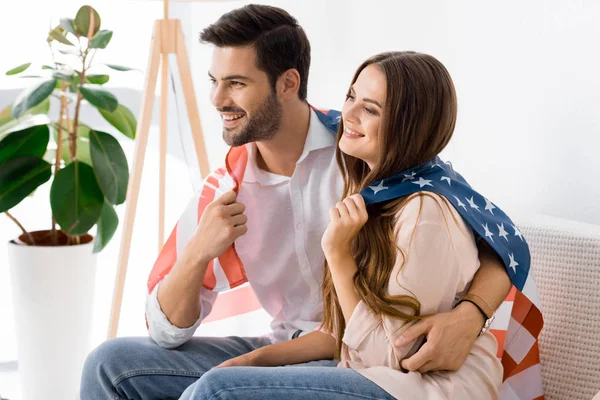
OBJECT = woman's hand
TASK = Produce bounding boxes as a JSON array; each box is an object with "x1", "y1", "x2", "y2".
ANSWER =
[
  {"x1": 321, "y1": 194, "x2": 369, "y2": 261},
  {"x1": 212, "y1": 352, "x2": 257, "y2": 369}
]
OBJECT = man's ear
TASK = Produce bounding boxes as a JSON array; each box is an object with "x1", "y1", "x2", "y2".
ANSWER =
[{"x1": 277, "y1": 69, "x2": 301, "y2": 100}]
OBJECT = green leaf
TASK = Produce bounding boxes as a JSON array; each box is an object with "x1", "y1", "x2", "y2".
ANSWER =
[
  {"x1": 74, "y1": 5, "x2": 101, "y2": 37},
  {"x1": 61, "y1": 137, "x2": 91, "y2": 166},
  {"x1": 93, "y1": 199, "x2": 118, "y2": 253},
  {"x1": 0, "y1": 105, "x2": 13, "y2": 127},
  {"x1": 79, "y1": 85, "x2": 118, "y2": 111},
  {"x1": 0, "y1": 100, "x2": 50, "y2": 132},
  {"x1": 6, "y1": 63, "x2": 31, "y2": 76},
  {"x1": 0, "y1": 124, "x2": 50, "y2": 164},
  {"x1": 58, "y1": 48, "x2": 80, "y2": 56},
  {"x1": 71, "y1": 73, "x2": 81, "y2": 88},
  {"x1": 105, "y1": 64, "x2": 138, "y2": 72},
  {"x1": 42, "y1": 65, "x2": 54, "y2": 70},
  {"x1": 11, "y1": 78, "x2": 57, "y2": 118},
  {"x1": 90, "y1": 130, "x2": 129, "y2": 205},
  {"x1": 53, "y1": 71, "x2": 73, "y2": 82},
  {"x1": 23, "y1": 97, "x2": 51, "y2": 117},
  {"x1": 98, "y1": 103, "x2": 137, "y2": 139},
  {"x1": 0, "y1": 156, "x2": 52, "y2": 213},
  {"x1": 52, "y1": 120, "x2": 92, "y2": 165},
  {"x1": 0, "y1": 114, "x2": 51, "y2": 138},
  {"x1": 60, "y1": 18, "x2": 78, "y2": 37},
  {"x1": 30, "y1": 97, "x2": 51, "y2": 114},
  {"x1": 76, "y1": 121, "x2": 91, "y2": 139},
  {"x1": 48, "y1": 26, "x2": 74, "y2": 46},
  {"x1": 86, "y1": 74, "x2": 109, "y2": 85},
  {"x1": 89, "y1": 30, "x2": 112, "y2": 49},
  {"x1": 52, "y1": 119, "x2": 91, "y2": 140},
  {"x1": 50, "y1": 161, "x2": 104, "y2": 235}
]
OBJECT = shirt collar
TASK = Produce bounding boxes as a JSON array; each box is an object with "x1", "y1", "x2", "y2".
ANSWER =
[{"x1": 243, "y1": 108, "x2": 336, "y2": 184}]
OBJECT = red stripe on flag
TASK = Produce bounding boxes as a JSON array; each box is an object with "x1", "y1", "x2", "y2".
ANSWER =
[
  {"x1": 490, "y1": 329, "x2": 506, "y2": 358},
  {"x1": 218, "y1": 246, "x2": 247, "y2": 290},
  {"x1": 147, "y1": 225, "x2": 179, "y2": 293},
  {"x1": 225, "y1": 146, "x2": 248, "y2": 192},
  {"x1": 505, "y1": 286, "x2": 516, "y2": 302},
  {"x1": 504, "y1": 341, "x2": 542, "y2": 380},
  {"x1": 203, "y1": 285, "x2": 261, "y2": 323},
  {"x1": 501, "y1": 351, "x2": 517, "y2": 381},
  {"x1": 520, "y1": 302, "x2": 544, "y2": 338},
  {"x1": 511, "y1": 290, "x2": 534, "y2": 325}
]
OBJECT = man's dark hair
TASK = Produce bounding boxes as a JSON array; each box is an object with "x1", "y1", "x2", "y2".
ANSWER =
[{"x1": 200, "y1": 4, "x2": 311, "y2": 101}]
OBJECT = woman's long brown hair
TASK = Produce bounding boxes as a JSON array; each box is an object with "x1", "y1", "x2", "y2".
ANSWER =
[{"x1": 321, "y1": 51, "x2": 458, "y2": 358}]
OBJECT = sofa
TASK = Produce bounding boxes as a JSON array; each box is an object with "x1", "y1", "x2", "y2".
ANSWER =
[{"x1": 516, "y1": 214, "x2": 600, "y2": 400}]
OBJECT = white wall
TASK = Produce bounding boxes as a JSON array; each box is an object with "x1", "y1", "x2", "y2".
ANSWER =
[{"x1": 186, "y1": 0, "x2": 600, "y2": 226}]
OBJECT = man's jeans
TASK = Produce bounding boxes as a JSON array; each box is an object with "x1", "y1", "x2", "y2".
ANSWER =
[
  {"x1": 80, "y1": 336, "x2": 394, "y2": 400},
  {"x1": 81, "y1": 336, "x2": 269, "y2": 399}
]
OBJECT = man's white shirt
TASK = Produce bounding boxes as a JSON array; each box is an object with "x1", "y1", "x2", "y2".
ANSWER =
[{"x1": 146, "y1": 109, "x2": 343, "y2": 348}]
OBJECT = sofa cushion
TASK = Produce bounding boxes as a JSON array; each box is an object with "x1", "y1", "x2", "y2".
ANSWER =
[{"x1": 516, "y1": 214, "x2": 600, "y2": 400}]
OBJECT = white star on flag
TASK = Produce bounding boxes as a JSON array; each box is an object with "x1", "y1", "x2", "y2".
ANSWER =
[
  {"x1": 484, "y1": 197, "x2": 496, "y2": 215},
  {"x1": 512, "y1": 224, "x2": 524, "y2": 241},
  {"x1": 336, "y1": 115, "x2": 341, "y2": 121},
  {"x1": 412, "y1": 177, "x2": 434, "y2": 188},
  {"x1": 402, "y1": 171, "x2": 416, "y2": 182},
  {"x1": 440, "y1": 176, "x2": 452, "y2": 185},
  {"x1": 497, "y1": 223, "x2": 509, "y2": 241},
  {"x1": 369, "y1": 181, "x2": 389, "y2": 195},
  {"x1": 453, "y1": 196, "x2": 467, "y2": 211},
  {"x1": 466, "y1": 196, "x2": 480, "y2": 212},
  {"x1": 482, "y1": 223, "x2": 495, "y2": 242},
  {"x1": 509, "y1": 253, "x2": 519, "y2": 272}
]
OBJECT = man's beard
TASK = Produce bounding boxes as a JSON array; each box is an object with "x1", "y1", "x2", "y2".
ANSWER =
[{"x1": 222, "y1": 93, "x2": 282, "y2": 147}]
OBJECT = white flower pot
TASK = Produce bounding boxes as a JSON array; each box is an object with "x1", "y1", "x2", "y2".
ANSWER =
[{"x1": 7, "y1": 232, "x2": 97, "y2": 400}]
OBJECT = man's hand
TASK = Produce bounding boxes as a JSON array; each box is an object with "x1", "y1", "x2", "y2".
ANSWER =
[
  {"x1": 192, "y1": 190, "x2": 247, "y2": 264},
  {"x1": 394, "y1": 301, "x2": 485, "y2": 372},
  {"x1": 155, "y1": 190, "x2": 247, "y2": 330}
]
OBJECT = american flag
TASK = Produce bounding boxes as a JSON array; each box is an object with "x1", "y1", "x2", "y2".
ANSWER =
[{"x1": 147, "y1": 108, "x2": 544, "y2": 399}]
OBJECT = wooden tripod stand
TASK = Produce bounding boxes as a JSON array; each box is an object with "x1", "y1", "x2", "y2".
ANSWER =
[{"x1": 106, "y1": 4, "x2": 210, "y2": 339}]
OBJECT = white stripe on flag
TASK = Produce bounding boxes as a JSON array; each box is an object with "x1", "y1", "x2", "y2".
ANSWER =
[
  {"x1": 498, "y1": 382, "x2": 520, "y2": 400},
  {"x1": 212, "y1": 257, "x2": 231, "y2": 291},
  {"x1": 499, "y1": 364, "x2": 544, "y2": 400},
  {"x1": 211, "y1": 171, "x2": 235, "y2": 199},
  {"x1": 176, "y1": 194, "x2": 200, "y2": 255},
  {"x1": 197, "y1": 308, "x2": 271, "y2": 338},
  {"x1": 491, "y1": 300, "x2": 513, "y2": 330},
  {"x1": 505, "y1": 317, "x2": 536, "y2": 364},
  {"x1": 221, "y1": 173, "x2": 236, "y2": 192},
  {"x1": 521, "y1": 274, "x2": 542, "y2": 310}
]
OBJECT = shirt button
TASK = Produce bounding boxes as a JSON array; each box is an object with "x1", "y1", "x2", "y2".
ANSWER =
[{"x1": 296, "y1": 223, "x2": 303, "y2": 230}]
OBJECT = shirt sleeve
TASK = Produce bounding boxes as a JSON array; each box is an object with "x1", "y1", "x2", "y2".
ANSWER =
[
  {"x1": 143, "y1": 189, "x2": 220, "y2": 349},
  {"x1": 146, "y1": 282, "x2": 218, "y2": 349},
  {"x1": 341, "y1": 193, "x2": 480, "y2": 369}
]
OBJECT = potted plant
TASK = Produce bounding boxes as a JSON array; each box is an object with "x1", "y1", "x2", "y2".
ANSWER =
[{"x1": 0, "y1": 5, "x2": 137, "y2": 399}]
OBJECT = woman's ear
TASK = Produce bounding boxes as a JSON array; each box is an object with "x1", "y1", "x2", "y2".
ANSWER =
[{"x1": 277, "y1": 69, "x2": 301, "y2": 100}]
